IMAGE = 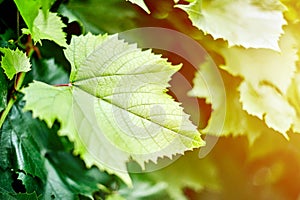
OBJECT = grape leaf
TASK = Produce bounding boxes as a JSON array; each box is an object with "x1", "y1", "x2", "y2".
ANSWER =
[
  {"x1": 41, "y1": 0, "x2": 56, "y2": 18},
  {"x1": 14, "y1": 0, "x2": 56, "y2": 32},
  {"x1": 23, "y1": 33, "x2": 204, "y2": 184},
  {"x1": 220, "y1": 30, "x2": 298, "y2": 94},
  {"x1": 219, "y1": 30, "x2": 298, "y2": 136},
  {"x1": 22, "y1": 10, "x2": 67, "y2": 47},
  {"x1": 176, "y1": 0, "x2": 286, "y2": 50},
  {"x1": 190, "y1": 66, "x2": 271, "y2": 143},
  {"x1": 239, "y1": 82, "x2": 295, "y2": 138},
  {"x1": 0, "y1": 68, "x2": 7, "y2": 112},
  {"x1": 13, "y1": 0, "x2": 40, "y2": 32},
  {"x1": 188, "y1": 57, "x2": 226, "y2": 136},
  {"x1": 0, "y1": 48, "x2": 31, "y2": 80}
]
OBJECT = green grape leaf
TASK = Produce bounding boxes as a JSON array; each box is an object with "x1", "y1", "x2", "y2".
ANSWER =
[
  {"x1": 176, "y1": 0, "x2": 286, "y2": 50},
  {"x1": 0, "y1": 48, "x2": 31, "y2": 80},
  {"x1": 41, "y1": 0, "x2": 56, "y2": 18},
  {"x1": 127, "y1": 0, "x2": 150, "y2": 13},
  {"x1": 0, "y1": 69, "x2": 7, "y2": 112},
  {"x1": 220, "y1": 30, "x2": 298, "y2": 94},
  {"x1": 14, "y1": 0, "x2": 56, "y2": 31},
  {"x1": 22, "y1": 10, "x2": 67, "y2": 47},
  {"x1": 13, "y1": 0, "x2": 40, "y2": 32},
  {"x1": 23, "y1": 33, "x2": 204, "y2": 184},
  {"x1": 239, "y1": 82, "x2": 295, "y2": 138}
]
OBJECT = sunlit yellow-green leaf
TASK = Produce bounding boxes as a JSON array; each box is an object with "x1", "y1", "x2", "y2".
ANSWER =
[
  {"x1": 176, "y1": 0, "x2": 286, "y2": 50},
  {"x1": 239, "y1": 82, "x2": 295, "y2": 138},
  {"x1": 220, "y1": 30, "x2": 298, "y2": 94},
  {"x1": 189, "y1": 63, "x2": 268, "y2": 143}
]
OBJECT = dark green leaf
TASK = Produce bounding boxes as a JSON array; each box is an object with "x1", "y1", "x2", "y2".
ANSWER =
[
  {"x1": 0, "y1": 168, "x2": 15, "y2": 194},
  {"x1": 37, "y1": 40, "x2": 71, "y2": 72},
  {"x1": 42, "y1": 160, "x2": 76, "y2": 200},
  {"x1": 0, "y1": 68, "x2": 7, "y2": 115},
  {"x1": 1, "y1": 103, "x2": 47, "y2": 181},
  {"x1": 12, "y1": 192, "x2": 39, "y2": 200},
  {"x1": 17, "y1": 172, "x2": 43, "y2": 196},
  {"x1": 61, "y1": 0, "x2": 139, "y2": 34},
  {"x1": 30, "y1": 58, "x2": 69, "y2": 85},
  {"x1": 46, "y1": 151, "x2": 116, "y2": 197},
  {"x1": 1, "y1": 98, "x2": 118, "y2": 198}
]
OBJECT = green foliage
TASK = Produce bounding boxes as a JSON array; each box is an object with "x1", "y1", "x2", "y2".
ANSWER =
[
  {"x1": 22, "y1": 10, "x2": 67, "y2": 47},
  {"x1": 23, "y1": 33, "x2": 204, "y2": 183},
  {"x1": 0, "y1": 47, "x2": 31, "y2": 79},
  {"x1": 2, "y1": 0, "x2": 300, "y2": 199}
]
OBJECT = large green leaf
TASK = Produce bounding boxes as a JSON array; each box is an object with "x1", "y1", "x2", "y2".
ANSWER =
[
  {"x1": 0, "y1": 48, "x2": 31, "y2": 80},
  {"x1": 22, "y1": 10, "x2": 67, "y2": 47},
  {"x1": 23, "y1": 33, "x2": 204, "y2": 184},
  {"x1": 176, "y1": 0, "x2": 286, "y2": 50}
]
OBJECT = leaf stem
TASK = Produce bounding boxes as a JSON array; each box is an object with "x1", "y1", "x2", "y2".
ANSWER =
[
  {"x1": 0, "y1": 72, "x2": 26, "y2": 129},
  {"x1": 0, "y1": 96, "x2": 16, "y2": 128},
  {"x1": 15, "y1": 72, "x2": 26, "y2": 91}
]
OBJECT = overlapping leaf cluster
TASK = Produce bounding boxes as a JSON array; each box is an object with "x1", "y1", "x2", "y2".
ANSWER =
[{"x1": 127, "y1": 0, "x2": 300, "y2": 199}]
